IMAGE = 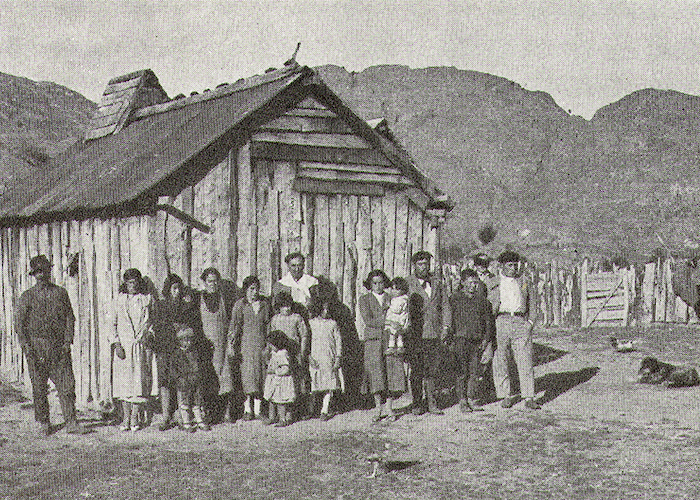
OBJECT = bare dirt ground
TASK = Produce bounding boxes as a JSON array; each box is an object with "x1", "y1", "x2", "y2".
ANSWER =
[{"x1": 1, "y1": 324, "x2": 699, "y2": 499}]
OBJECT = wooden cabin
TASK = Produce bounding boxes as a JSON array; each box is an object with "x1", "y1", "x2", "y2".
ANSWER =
[{"x1": 0, "y1": 63, "x2": 453, "y2": 407}]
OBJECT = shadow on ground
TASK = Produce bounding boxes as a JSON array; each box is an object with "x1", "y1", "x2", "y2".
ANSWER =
[
  {"x1": 533, "y1": 343, "x2": 568, "y2": 367},
  {"x1": 535, "y1": 366, "x2": 600, "y2": 404}
]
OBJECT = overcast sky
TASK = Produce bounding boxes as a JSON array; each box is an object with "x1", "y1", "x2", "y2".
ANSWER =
[{"x1": 1, "y1": 0, "x2": 698, "y2": 119}]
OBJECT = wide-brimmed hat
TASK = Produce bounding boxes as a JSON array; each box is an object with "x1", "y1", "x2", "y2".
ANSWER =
[
  {"x1": 29, "y1": 255, "x2": 52, "y2": 276},
  {"x1": 497, "y1": 250, "x2": 521, "y2": 264}
]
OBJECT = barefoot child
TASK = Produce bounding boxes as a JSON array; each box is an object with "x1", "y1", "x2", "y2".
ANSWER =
[
  {"x1": 308, "y1": 297, "x2": 343, "y2": 421},
  {"x1": 263, "y1": 330, "x2": 297, "y2": 427},
  {"x1": 385, "y1": 277, "x2": 409, "y2": 355},
  {"x1": 170, "y1": 324, "x2": 210, "y2": 432}
]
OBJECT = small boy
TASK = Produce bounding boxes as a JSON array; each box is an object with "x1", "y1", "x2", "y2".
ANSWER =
[
  {"x1": 385, "y1": 277, "x2": 409, "y2": 355},
  {"x1": 448, "y1": 269, "x2": 495, "y2": 413},
  {"x1": 170, "y1": 324, "x2": 210, "y2": 432}
]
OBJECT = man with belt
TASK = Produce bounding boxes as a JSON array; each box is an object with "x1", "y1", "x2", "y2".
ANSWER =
[
  {"x1": 492, "y1": 250, "x2": 541, "y2": 410},
  {"x1": 405, "y1": 251, "x2": 451, "y2": 415},
  {"x1": 16, "y1": 255, "x2": 87, "y2": 436}
]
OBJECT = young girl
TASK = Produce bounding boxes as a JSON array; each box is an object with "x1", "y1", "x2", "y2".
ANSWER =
[
  {"x1": 385, "y1": 277, "x2": 409, "y2": 355},
  {"x1": 170, "y1": 324, "x2": 210, "y2": 432},
  {"x1": 112, "y1": 268, "x2": 154, "y2": 432},
  {"x1": 263, "y1": 330, "x2": 296, "y2": 427},
  {"x1": 270, "y1": 291, "x2": 308, "y2": 419},
  {"x1": 308, "y1": 296, "x2": 343, "y2": 421}
]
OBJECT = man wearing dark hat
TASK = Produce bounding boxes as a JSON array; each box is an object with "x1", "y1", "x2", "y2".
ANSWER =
[
  {"x1": 16, "y1": 255, "x2": 87, "y2": 435},
  {"x1": 405, "y1": 251, "x2": 451, "y2": 415},
  {"x1": 492, "y1": 250, "x2": 541, "y2": 410}
]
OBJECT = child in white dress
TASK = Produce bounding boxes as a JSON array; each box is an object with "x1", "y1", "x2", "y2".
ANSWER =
[
  {"x1": 263, "y1": 330, "x2": 297, "y2": 427},
  {"x1": 385, "y1": 277, "x2": 409, "y2": 355}
]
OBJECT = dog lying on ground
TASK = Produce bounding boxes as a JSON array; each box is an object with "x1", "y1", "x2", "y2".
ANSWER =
[{"x1": 638, "y1": 356, "x2": 700, "y2": 387}]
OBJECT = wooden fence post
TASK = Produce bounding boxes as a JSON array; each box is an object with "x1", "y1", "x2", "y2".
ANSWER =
[{"x1": 580, "y1": 259, "x2": 588, "y2": 327}]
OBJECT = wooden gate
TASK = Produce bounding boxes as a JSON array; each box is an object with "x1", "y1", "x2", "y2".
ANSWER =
[{"x1": 580, "y1": 260, "x2": 633, "y2": 327}]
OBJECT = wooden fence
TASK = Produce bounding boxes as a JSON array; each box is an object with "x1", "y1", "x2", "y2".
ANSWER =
[{"x1": 442, "y1": 257, "x2": 698, "y2": 328}]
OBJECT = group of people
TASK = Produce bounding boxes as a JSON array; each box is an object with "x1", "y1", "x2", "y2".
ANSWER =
[{"x1": 16, "y1": 247, "x2": 542, "y2": 437}]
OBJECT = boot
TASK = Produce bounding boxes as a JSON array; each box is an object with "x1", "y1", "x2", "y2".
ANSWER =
[
  {"x1": 425, "y1": 379, "x2": 443, "y2": 415},
  {"x1": 60, "y1": 396, "x2": 88, "y2": 434}
]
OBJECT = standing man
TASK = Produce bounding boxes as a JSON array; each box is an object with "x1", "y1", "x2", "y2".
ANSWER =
[
  {"x1": 405, "y1": 251, "x2": 451, "y2": 415},
  {"x1": 492, "y1": 250, "x2": 541, "y2": 410},
  {"x1": 472, "y1": 253, "x2": 499, "y2": 308},
  {"x1": 16, "y1": 255, "x2": 87, "y2": 436}
]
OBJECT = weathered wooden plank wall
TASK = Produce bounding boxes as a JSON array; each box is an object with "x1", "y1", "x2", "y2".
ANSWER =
[{"x1": 0, "y1": 97, "x2": 448, "y2": 407}]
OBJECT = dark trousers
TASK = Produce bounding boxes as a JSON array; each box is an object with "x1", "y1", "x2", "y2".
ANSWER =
[
  {"x1": 407, "y1": 338, "x2": 442, "y2": 406},
  {"x1": 25, "y1": 338, "x2": 77, "y2": 424},
  {"x1": 453, "y1": 337, "x2": 482, "y2": 401}
]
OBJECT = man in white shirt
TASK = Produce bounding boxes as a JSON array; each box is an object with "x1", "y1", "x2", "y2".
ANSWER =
[
  {"x1": 272, "y1": 252, "x2": 319, "y2": 314},
  {"x1": 492, "y1": 250, "x2": 541, "y2": 410}
]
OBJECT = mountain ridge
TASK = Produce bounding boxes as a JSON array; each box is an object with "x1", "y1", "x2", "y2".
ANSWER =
[{"x1": 3, "y1": 65, "x2": 699, "y2": 264}]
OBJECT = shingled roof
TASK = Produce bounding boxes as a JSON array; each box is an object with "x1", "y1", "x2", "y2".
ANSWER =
[{"x1": 0, "y1": 63, "x2": 452, "y2": 225}]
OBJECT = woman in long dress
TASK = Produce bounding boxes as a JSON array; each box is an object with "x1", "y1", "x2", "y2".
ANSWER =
[
  {"x1": 198, "y1": 267, "x2": 235, "y2": 423},
  {"x1": 229, "y1": 276, "x2": 270, "y2": 420},
  {"x1": 112, "y1": 268, "x2": 154, "y2": 431},
  {"x1": 357, "y1": 269, "x2": 406, "y2": 422}
]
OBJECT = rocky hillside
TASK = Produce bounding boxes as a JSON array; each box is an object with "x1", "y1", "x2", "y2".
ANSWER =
[
  {"x1": 3, "y1": 67, "x2": 700, "y2": 264},
  {"x1": 316, "y1": 65, "x2": 700, "y2": 264},
  {"x1": 0, "y1": 72, "x2": 95, "y2": 193}
]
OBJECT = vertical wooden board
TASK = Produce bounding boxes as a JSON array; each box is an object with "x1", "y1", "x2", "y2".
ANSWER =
[
  {"x1": 50, "y1": 222, "x2": 63, "y2": 286},
  {"x1": 148, "y1": 212, "x2": 166, "y2": 296},
  {"x1": 394, "y1": 193, "x2": 409, "y2": 278},
  {"x1": 329, "y1": 194, "x2": 343, "y2": 293},
  {"x1": 422, "y1": 213, "x2": 431, "y2": 255},
  {"x1": 0, "y1": 229, "x2": 8, "y2": 373},
  {"x1": 407, "y1": 202, "x2": 421, "y2": 272},
  {"x1": 664, "y1": 260, "x2": 676, "y2": 323},
  {"x1": 108, "y1": 219, "x2": 121, "y2": 348},
  {"x1": 237, "y1": 143, "x2": 252, "y2": 286},
  {"x1": 181, "y1": 186, "x2": 194, "y2": 286},
  {"x1": 675, "y1": 295, "x2": 688, "y2": 324},
  {"x1": 37, "y1": 224, "x2": 50, "y2": 259},
  {"x1": 654, "y1": 259, "x2": 666, "y2": 323},
  {"x1": 2, "y1": 228, "x2": 16, "y2": 377},
  {"x1": 382, "y1": 192, "x2": 396, "y2": 279},
  {"x1": 579, "y1": 259, "x2": 588, "y2": 327},
  {"x1": 119, "y1": 218, "x2": 131, "y2": 271},
  {"x1": 26, "y1": 225, "x2": 38, "y2": 266},
  {"x1": 79, "y1": 220, "x2": 96, "y2": 405},
  {"x1": 82, "y1": 219, "x2": 99, "y2": 404},
  {"x1": 370, "y1": 196, "x2": 383, "y2": 271},
  {"x1": 256, "y1": 159, "x2": 273, "y2": 294},
  {"x1": 300, "y1": 192, "x2": 315, "y2": 275},
  {"x1": 165, "y1": 210, "x2": 183, "y2": 281},
  {"x1": 342, "y1": 195, "x2": 357, "y2": 309},
  {"x1": 60, "y1": 222, "x2": 70, "y2": 283},
  {"x1": 544, "y1": 263, "x2": 552, "y2": 327},
  {"x1": 270, "y1": 185, "x2": 281, "y2": 283},
  {"x1": 641, "y1": 262, "x2": 655, "y2": 324},
  {"x1": 427, "y1": 220, "x2": 438, "y2": 275},
  {"x1": 315, "y1": 194, "x2": 331, "y2": 279},
  {"x1": 552, "y1": 260, "x2": 561, "y2": 326},
  {"x1": 95, "y1": 220, "x2": 113, "y2": 405},
  {"x1": 288, "y1": 167, "x2": 303, "y2": 254},
  {"x1": 355, "y1": 195, "x2": 372, "y2": 334},
  {"x1": 218, "y1": 157, "x2": 232, "y2": 280},
  {"x1": 227, "y1": 148, "x2": 239, "y2": 284}
]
